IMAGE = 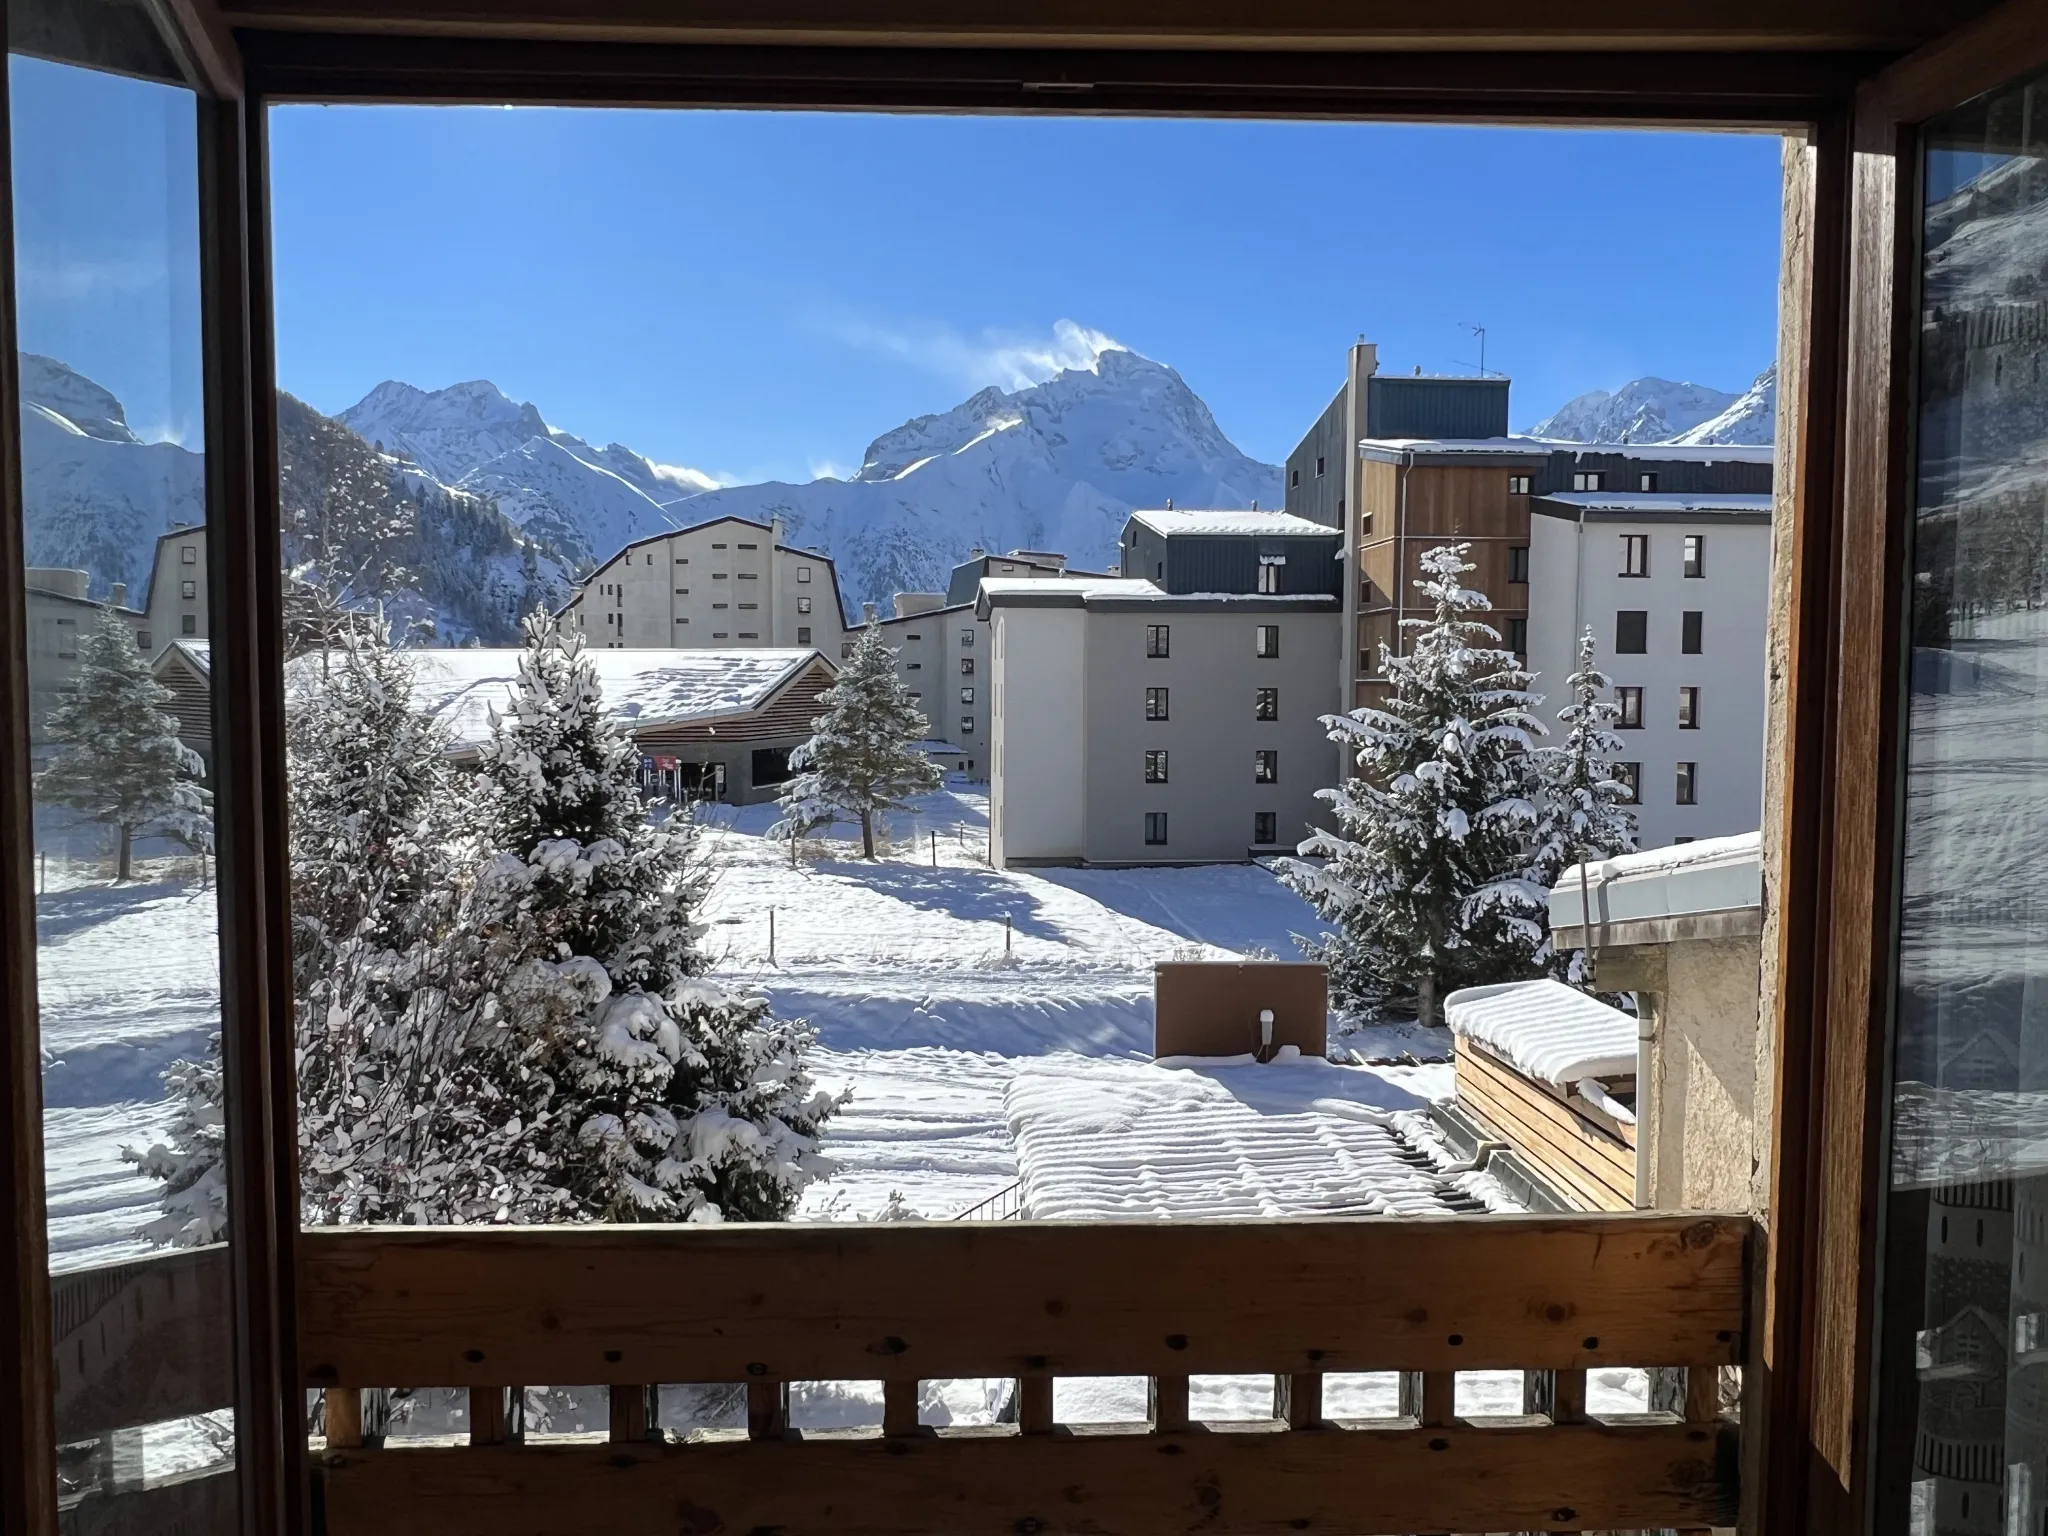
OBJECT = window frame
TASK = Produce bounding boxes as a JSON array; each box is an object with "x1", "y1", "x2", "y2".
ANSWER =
[
  {"x1": 1145, "y1": 685, "x2": 1168, "y2": 721},
  {"x1": 1615, "y1": 610, "x2": 1649, "y2": 654},
  {"x1": 1144, "y1": 811, "x2": 1169, "y2": 847},
  {"x1": 1253, "y1": 749, "x2": 1278, "y2": 783},
  {"x1": 1616, "y1": 685, "x2": 1644, "y2": 728},
  {"x1": 1144, "y1": 748, "x2": 1169, "y2": 783},
  {"x1": 1619, "y1": 532, "x2": 1650, "y2": 577},
  {"x1": 1255, "y1": 686, "x2": 1278, "y2": 722},
  {"x1": 1145, "y1": 623, "x2": 1169, "y2": 658},
  {"x1": 1254, "y1": 624, "x2": 1279, "y2": 659},
  {"x1": 1683, "y1": 533, "x2": 1705, "y2": 577}
]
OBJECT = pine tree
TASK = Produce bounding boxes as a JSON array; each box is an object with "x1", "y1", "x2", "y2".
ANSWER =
[
  {"x1": 467, "y1": 611, "x2": 838, "y2": 1222},
  {"x1": 781, "y1": 625, "x2": 942, "y2": 859},
  {"x1": 1279, "y1": 543, "x2": 1550, "y2": 1026},
  {"x1": 37, "y1": 606, "x2": 210, "y2": 881},
  {"x1": 1532, "y1": 629, "x2": 1639, "y2": 981},
  {"x1": 121, "y1": 1036, "x2": 228, "y2": 1247}
]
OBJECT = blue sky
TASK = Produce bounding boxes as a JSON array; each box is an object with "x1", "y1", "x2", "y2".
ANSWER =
[{"x1": 16, "y1": 66, "x2": 1785, "y2": 476}]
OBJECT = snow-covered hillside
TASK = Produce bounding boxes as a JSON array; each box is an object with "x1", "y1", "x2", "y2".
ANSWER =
[
  {"x1": 1671, "y1": 365, "x2": 1777, "y2": 446},
  {"x1": 1527, "y1": 376, "x2": 1738, "y2": 444},
  {"x1": 21, "y1": 354, "x2": 205, "y2": 600},
  {"x1": 338, "y1": 345, "x2": 1282, "y2": 608}
]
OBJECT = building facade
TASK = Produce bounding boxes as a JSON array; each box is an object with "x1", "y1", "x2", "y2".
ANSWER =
[
  {"x1": 559, "y1": 515, "x2": 851, "y2": 654},
  {"x1": 1526, "y1": 490, "x2": 1773, "y2": 848}
]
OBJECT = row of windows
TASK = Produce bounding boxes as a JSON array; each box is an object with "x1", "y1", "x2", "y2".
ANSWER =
[
  {"x1": 1142, "y1": 750, "x2": 1279, "y2": 784},
  {"x1": 1610, "y1": 761, "x2": 1700, "y2": 805},
  {"x1": 1143, "y1": 811, "x2": 1284, "y2": 847},
  {"x1": 1144, "y1": 686, "x2": 1279, "y2": 721},
  {"x1": 1619, "y1": 533, "x2": 1707, "y2": 579},
  {"x1": 1616, "y1": 609, "x2": 1704, "y2": 654},
  {"x1": 1615, "y1": 685, "x2": 1703, "y2": 729},
  {"x1": 1145, "y1": 624, "x2": 1281, "y2": 659}
]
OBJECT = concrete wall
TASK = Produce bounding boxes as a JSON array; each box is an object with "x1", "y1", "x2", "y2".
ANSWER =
[
  {"x1": 1080, "y1": 607, "x2": 1340, "y2": 864},
  {"x1": 866, "y1": 604, "x2": 986, "y2": 775},
  {"x1": 990, "y1": 605, "x2": 1087, "y2": 864},
  {"x1": 1527, "y1": 512, "x2": 1770, "y2": 848},
  {"x1": 562, "y1": 520, "x2": 849, "y2": 654}
]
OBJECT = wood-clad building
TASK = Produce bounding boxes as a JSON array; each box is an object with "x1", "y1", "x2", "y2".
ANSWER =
[{"x1": 150, "y1": 640, "x2": 213, "y2": 777}]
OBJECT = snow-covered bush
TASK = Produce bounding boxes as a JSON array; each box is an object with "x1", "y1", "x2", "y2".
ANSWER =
[
  {"x1": 1531, "y1": 629, "x2": 1639, "y2": 982},
  {"x1": 36, "y1": 606, "x2": 210, "y2": 882},
  {"x1": 1281, "y1": 543, "x2": 1550, "y2": 1026},
  {"x1": 122, "y1": 1037, "x2": 228, "y2": 1247},
  {"x1": 779, "y1": 625, "x2": 941, "y2": 859}
]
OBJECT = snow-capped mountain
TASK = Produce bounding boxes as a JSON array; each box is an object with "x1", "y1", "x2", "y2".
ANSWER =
[
  {"x1": 21, "y1": 354, "x2": 205, "y2": 601},
  {"x1": 339, "y1": 379, "x2": 718, "y2": 569},
  {"x1": 1528, "y1": 376, "x2": 1741, "y2": 444},
  {"x1": 1670, "y1": 366, "x2": 1777, "y2": 447},
  {"x1": 339, "y1": 345, "x2": 1281, "y2": 608}
]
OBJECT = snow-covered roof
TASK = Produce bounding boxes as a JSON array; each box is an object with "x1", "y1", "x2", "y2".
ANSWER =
[
  {"x1": 1550, "y1": 831, "x2": 1762, "y2": 933},
  {"x1": 1127, "y1": 509, "x2": 1335, "y2": 538},
  {"x1": 342, "y1": 646, "x2": 823, "y2": 749},
  {"x1": 1004, "y1": 1050, "x2": 1484, "y2": 1220},
  {"x1": 152, "y1": 639, "x2": 210, "y2": 676},
  {"x1": 977, "y1": 575, "x2": 1338, "y2": 612},
  {"x1": 1535, "y1": 491, "x2": 1773, "y2": 516},
  {"x1": 1445, "y1": 980, "x2": 1639, "y2": 1087},
  {"x1": 1359, "y1": 434, "x2": 1775, "y2": 465}
]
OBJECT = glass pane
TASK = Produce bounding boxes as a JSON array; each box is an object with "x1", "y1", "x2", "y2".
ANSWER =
[
  {"x1": 9, "y1": 13, "x2": 237, "y2": 1520},
  {"x1": 1880, "y1": 63, "x2": 2048, "y2": 1536}
]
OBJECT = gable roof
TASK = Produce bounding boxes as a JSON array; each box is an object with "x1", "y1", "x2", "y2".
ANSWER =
[{"x1": 1127, "y1": 509, "x2": 1334, "y2": 537}]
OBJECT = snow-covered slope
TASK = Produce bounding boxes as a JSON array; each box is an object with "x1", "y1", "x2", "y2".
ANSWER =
[
  {"x1": 1528, "y1": 376, "x2": 1740, "y2": 444},
  {"x1": 663, "y1": 346, "x2": 1281, "y2": 606},
  {"x1": 20, "y1": 355, "x2": 205, "y2": 599},
  {"x1": 1671, "y1": 366, "x2": 1777, "y2": 446}
]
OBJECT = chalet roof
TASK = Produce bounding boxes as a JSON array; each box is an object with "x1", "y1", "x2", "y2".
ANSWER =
[
  {"x1": 1444, "y1": 980, "x2": 1639, "y2": 1088},
  {"x1": 152, "y1": 639, "x2": 212, "y2": 677},
  {"x1": 1359, "y1": 435, "x2": 1775, "y2": 465},
  {"x1": 1533, "y1": 490, "x2": 1774, "y2": 521},
  {"x1": 300, "y1": 646, "x2": 828, "y2": 749},
  {"x1": 975, "y1": 575, "x2": 1337, "y2": 615},
  {"x1": 1003, "y1": 1050, "x2": 1499, "y2": 1220},
  {"x1": 1126, "y1": 509, "x2": 1335, "y2": 538}
]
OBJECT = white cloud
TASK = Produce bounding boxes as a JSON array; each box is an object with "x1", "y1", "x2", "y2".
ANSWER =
[
  {"x1": 824, "y1": 316, "x2": 1127, "y2": 393},
  {"x1": 808, "y1": 458, "x2": 857, "y2": 482},
  {"x1": 646, "y1": 460, "x2": 733, "y2": 492},
  {"x1": 15, "y1": 251, "x2": 166, "y2": 303}
]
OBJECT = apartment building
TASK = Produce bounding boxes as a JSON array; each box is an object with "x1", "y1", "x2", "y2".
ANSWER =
[
  {"x1": 982, "y1": 513, "x2": 1343, "y2": 868},
  {"x1": 139, "y1": 524, "x2": 208, "y2": 651},
  {"x1": 559, "y1": 515, "x2": 851, "y2": 653},
  {"x1": 1527, "y1": 489, "x2": 1773, "y2": 848}
]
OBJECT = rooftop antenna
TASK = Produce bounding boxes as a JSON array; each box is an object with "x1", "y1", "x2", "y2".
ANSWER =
[{"x1": 1459, "y1": 322, "x2": 1490, "y2": 377}]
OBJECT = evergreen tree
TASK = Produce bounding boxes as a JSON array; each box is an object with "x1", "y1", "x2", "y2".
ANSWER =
[
  {"x1": 37, "y1": 606, "x2": 210, "y2": 881},
  {"x1": 467, "y1": 611, "x2": 838, "y2": 1221},
  {"x1": 1280, "y1": 543, "x2": 1549, "y2": 1026},
  {"x1": 1532, "y1": 629, "x2": 1639, "y2": 981},
  {"x1": 781, "y1": 625, "x2": 942, "y2": 859},
  {"x1": 121, "y1": 1037, "x2": 227, "y2": 1247}
]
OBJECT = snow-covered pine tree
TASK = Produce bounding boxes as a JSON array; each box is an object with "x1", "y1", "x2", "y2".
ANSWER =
[
  {"x1": 780, "y1": 625, "x2": 942, "y2": 859},
  {"x1": 1532, "y1": 628, "x2": 1639, "y2": 981},
  {"x1": 121, "y1": 1036, "x2": 228, "y2": 1247},
  {"x1": 36, "y1": 606, "x2": 210, "y2": 881},
  {"x1": 467, "y1": 611, "x2": 837, "y2": 1222},
  {"x1": 1279, "y1": 543, "x2": 1550, "y2": 1027}
]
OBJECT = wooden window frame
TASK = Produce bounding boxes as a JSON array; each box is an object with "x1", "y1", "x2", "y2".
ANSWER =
[{"x1": 5, "y1": 6, "x2": 2044, "y2": 1536}]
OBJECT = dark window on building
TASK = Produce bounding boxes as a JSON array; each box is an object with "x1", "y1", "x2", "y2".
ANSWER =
[
  {"x1": 1639, "y1": 472, "x2": 1659, "y2": 492},
  {"x1": 713, "y1": 572, "x2": 728, "y2": 580},
  {"x1": 1145, "y1": 749, "x2": 1169, "y2": 783},
  {"x1": 907, "y1": 633, "x2": 921, "y2": 641},
  {"x1": 137, "y1": 631, "x2": 151, "y2": 650},
  {"x1": 1572, "y1": 471, "x2": 1605, "y2": 492},
  {"x1": 1257, "y1": 562, "x2": 1279, "y2": 594},
  {"x1": 1681, "y1": 610, "x2": 1704, "y2": 653},
  {"x1": 1614, "y1": 762, "x2": 1642, "y2": 803},
  {"x1": 1679, "y1": 686, "x2": 1700, "y2": 728},
  {"x1": 1617, "y1": 686, "x2": 1644, "y2": 728},
  {"x1": 739, "y1": 601, "x2": 759, "y2": 610},
  {"x1": 1254, "y1": 750, "x2": 1278, "y2": 783},
  {"x1": 738, "y1": 542, "x2": 758, "y2": 550},
  {"x1": 1289, "y1": 468, "x2": 1301, "y2": 488},
  {"x1": 676, "y1": 555, "x2": 688, "y2": 565},
  {"x1": 1254, "y1": 811, "x2": 1277, "y2": 846},
  {"x1": 1316, "y1": 455, "x2": 1326, "y2": 477},
  {"x1": 1508, "y1": 474, "x2": 1532, "y2": 495},
  {"x1": 797, "y1": 566, "x2": 812, "y2": 583},
  {"x1": 1507, "y1": 616, "x2": 1528, "y2": 653},
  {"x1": 1620, "y1": 534, "x2": 1650, "y2": 577},
  {"x1": 961, "y1": 657, "x2": 975, "y2": 676},
  {"x1": 739, "y1": 631, "x2": 759, "y2": 640},
  {"x1": 961, "y1": 686, "x2": 975, "y2": 705},
  {"x1": 1255, "y1": 625, "x2": 1280, "y2": 658},
  {"x1": 1145, "y1": 812, "x2": 1169, "y2": 846},
  {"x1": 797, "y1": 626, "x2": 812, "y2": 644},
  {"x1": 1683, "y1": 535, "x2": 1704, "y2": 577},
  {"x1": 841, "y1": 641, "x2": 855, "y2": 659},
  {"x1": 1146, "y1": 687, "x2": 1168, "y2": 721},
  {"x1": 1255, "y1": 687, "x2": 1278, "y2": 721},
  {"x1": 55, "y1": 618, "x2": 76, "y2": 658},
  {"x1": 181, "y1": 579, "x2": 196, "y2": 599},
  {"x1": 675, "y1": 587, "x2": 689, "y2": 596},
  {"x1": 752, "y1": 746, "x2": 794, "y2": 787},
  {"x1": 182, "y1": 614, "x2": 198, "y2": 636},
  {"x1": 1676, "y1": 761, "x2": 1698, "y2": 805},
  {"x1": 961, "y1": 629, "x2": 974, "y2": 647},
  {"x1": 1508, "y1": 545, "x2": 1529, "y2": 583},
  {"x1": 797, "y1": 596, "x2": 812, "y2": 613},
  {"x1": 1616, "y1": 611, "x2": 1649, "y2": 653},
  {"x1": 1146, "y1": 624, "x2": 1170, "y2": 658}
]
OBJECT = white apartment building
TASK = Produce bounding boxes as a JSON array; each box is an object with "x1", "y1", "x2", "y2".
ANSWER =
[
  {"x1": 560, "y1": 515, "x2": 851, "y2": 653},
  {"x1": 1525, "y1": 490, "x2": 1773, "y2": 849}
]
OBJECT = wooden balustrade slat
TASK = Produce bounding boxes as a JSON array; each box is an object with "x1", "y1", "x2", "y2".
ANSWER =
[
  {"x1": 468, "y1": 1387, "x2": 508, "y2": 1446},
  {"x1": 310, "y1": 1420, "x2": 1739, "y2": 1535},
  {"x1": 1148, "y1": 1375, "x2": 1189, "y2": 1433},
  {"x1": 325, "y1": 1388, "x2": 364, "y2": 1449},
  {"x1": 1685, "y1": 1364, "x2": 1721, "y2": 1422},
  {"x1": 1552, "y1": 1368, "x2": 1588, "y2": 1425},
  {"x1": 747, "y1": 1381, "x2": 788, "y2": 1440},
  {"x1": 299, "y1": 1213, "x2": 1747, "y2": 1388},
  {"x1": 1420, "y1": 1370, "x2": 1456, "y2": 1427},
  {"x1": 1018, "y1": 1375, "x2": 1054, "y2": 1434},
  {"x1": 1279, "y1": 1373, "x2": 1322, "y2": 1429},
  {"x1": 883, "y1": 1379, "x2": 919, "y2": 1436},
  {"x1": 51, "y1": 1245, "x2": 234, "y2": 1443},
  {"x1": 608, "y1": 1385, "x2": 654, "y2": 1443}
]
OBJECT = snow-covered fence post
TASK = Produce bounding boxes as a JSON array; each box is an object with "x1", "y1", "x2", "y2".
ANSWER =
[
  {"x1": 930, "y1": 830, "x2": 937, "y2": 868},
  {"x1": 1005, "y1": 915, "x2": 1012, "y2": 955},
  {"x1": 769, "y1": 907, "x2": 777, "y2": 966}
]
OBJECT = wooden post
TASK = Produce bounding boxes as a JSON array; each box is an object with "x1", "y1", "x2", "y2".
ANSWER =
[
  {"x1": 930, "y1": 829, "x2": 936, "y2": 867},
  {"x1": 883, "y1": 1379, "x2": 919, "y2": 1436},
  {"x1": 1686, "y1": 1364, "x2": 1722, "y2": 1422},
  {"x1": 1420, "y1": 1370, "x2": 1455, "y2": 1427},
  {"x1": 609, "y1": 1384, "x2": 655, "y2": 1442},
  {"x1": 1018, "y1": 1373, "x2": 1054, "y2": 1434},
  {"x1": 1148, "y1": 1374, "x2": 1189, "y2": 1433},
  {"x1": 1552, "y1": 1368, "x2": 1588, "y2": 1425},
  {"x1": 468, "y1": 1386, "x2": 508, "y2": 1446},
  {"x1": 768, "y1": 908, "x2": 775, "y2": 965},
  {"x1": 324, "y1": 1387, "x2": 364, "y2": 1448},
  {"x1": 1279, "y1": 1372, "x2": 1322, "y2": 1430},
  {"x1": 747, "y1": 1380, "x2": 788, "y2": 1440},
  {"x1": 1004, "y1": 915, "x2": 1012, "y2": 954}
]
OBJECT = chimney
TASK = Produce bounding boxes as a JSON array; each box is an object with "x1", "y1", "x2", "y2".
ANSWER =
[
  {"x1": 969, "y1": 546, "x2": 986, "y2": 560},
  {"x1": 109, "y1": 582, "x2": 128, "y2": 609},
  {"x1": 1353, "y1": 338, "x2": 1379, "y2": 379},
  {"x1": 862, "y1": 601, "x2": 879, "y2": 624},
  {"x1": 770, "y1": 515, "x2": 785, "y2": 547}
]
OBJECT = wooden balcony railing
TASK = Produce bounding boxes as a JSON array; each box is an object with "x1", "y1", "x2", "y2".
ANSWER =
[{"x1": 298, "y1": 1211, "x2": 1748, "y2": 1535}]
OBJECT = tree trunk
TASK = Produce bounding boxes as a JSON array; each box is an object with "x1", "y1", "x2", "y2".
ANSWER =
[
  {"x1": 861, "y1": 808, "x2": 875, "y2": 860},
  {"x1": 116, "y1": 824, "x2": 133, "y2": 883},
  {"x1": 1417, "y1": 971, "x2": 1438, "y2": 1030}
]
